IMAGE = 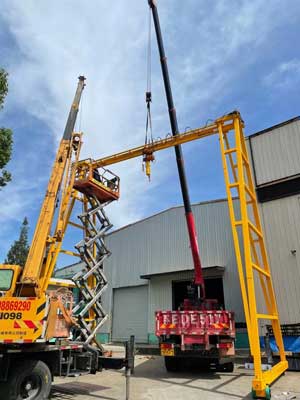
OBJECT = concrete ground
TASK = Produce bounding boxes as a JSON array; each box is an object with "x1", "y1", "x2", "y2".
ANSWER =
[{"x1": 50, "y1": 352, "x2": 300, "y2": 400}]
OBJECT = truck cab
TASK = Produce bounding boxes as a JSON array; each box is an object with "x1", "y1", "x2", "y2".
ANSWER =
[{"x1": 0, "y1": 264, "x2": 22, "y2": 297}]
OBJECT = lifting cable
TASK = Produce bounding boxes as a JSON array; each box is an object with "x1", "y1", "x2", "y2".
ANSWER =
[
  {"x1": 143, "y1": 7, "x2": 155, "y2": 181},
  {"x1": 145, "y1": 6, "x2": 153, "y2": 145}
]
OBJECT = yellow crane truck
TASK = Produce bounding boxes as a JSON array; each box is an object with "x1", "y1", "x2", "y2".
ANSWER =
[{"x1": 0, "y1": 77, "x2": 133, "y2": 400}]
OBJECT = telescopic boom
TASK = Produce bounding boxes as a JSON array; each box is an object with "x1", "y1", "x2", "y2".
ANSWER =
[
  {"x1": 20, "y1": 76, "x2": 86, "y2": 295},
  {"x1": 148, "y1": 0, "x2": 204, "y2": 297}
]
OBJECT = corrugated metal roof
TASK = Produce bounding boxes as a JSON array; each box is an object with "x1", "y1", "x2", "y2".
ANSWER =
[{"x1": 249, "y1": 116, "x2": 300, "y2": 139}]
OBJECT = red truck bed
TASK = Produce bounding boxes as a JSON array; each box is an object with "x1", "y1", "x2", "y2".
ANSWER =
[
  {"x1": 156, "y1": 310, "x2": 235, "y2": 336},
  {"x1": 156, "y1": 310, "x2": 235, "y2": 353}
]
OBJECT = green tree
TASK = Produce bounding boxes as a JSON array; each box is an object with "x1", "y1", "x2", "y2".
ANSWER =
[
  {"x1": 0, "y1": 68, "x2": 13, "y2": 188},
  {"x1": 5, "y1": 218, "x2": 30, "y2": 266}
]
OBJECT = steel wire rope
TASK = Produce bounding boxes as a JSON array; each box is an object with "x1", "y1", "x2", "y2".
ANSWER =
[{"x1": 145, "y1": 7, "x2": 153, "y2": 145}]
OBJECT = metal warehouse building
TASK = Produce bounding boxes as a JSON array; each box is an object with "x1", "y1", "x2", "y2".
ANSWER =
[{"x1": 56, "y1": 116, "x2": 300, "y2": 347}]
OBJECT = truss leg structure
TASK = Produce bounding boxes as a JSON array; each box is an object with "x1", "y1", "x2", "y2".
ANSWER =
[
  {"x1": 217, "y1": 113, "x2": 288, "y2": 398},
  {"x1": 72, "y1": 194, "x2": 113, "y2": 352}
]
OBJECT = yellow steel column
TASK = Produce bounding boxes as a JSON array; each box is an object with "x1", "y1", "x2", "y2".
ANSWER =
[
  {"x1": 219, "y1": 114, "x2": 287, "y2": 398},
  {"x1": 234, "y1": 117, "x2": 264, "y2": 390},
  {"x1": 218, "y1": 122, "x2": 252, "y2": 348}
]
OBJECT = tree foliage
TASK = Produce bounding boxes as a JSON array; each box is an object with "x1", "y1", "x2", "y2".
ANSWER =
[
  {"x1": 5, "y1": 218, "x2": 30, "y2": 267},
  {"x1": 0, "y1": 68, "x2": 13, "y2": 188}
]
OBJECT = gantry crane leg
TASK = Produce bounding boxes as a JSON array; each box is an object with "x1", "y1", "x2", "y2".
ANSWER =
[{"x1": 218, "y1": 114, "x2": 288, "y2": 399}]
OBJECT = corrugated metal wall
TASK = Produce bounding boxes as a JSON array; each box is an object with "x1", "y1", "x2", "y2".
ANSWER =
[
  {"x1": 249, "y1": 118, "x2": 300, "y2": 186},
  {"x1": 100, "y1": 198, "x2": 245, "y2": 336},
  {"x1": 149, "y1": 270, "x2": 194, "y2": 333},
  {"x1": 247, "y1": 118, "x2": 300, "y2": 326},
  {"x1": 105, "y1": 199, "x2": 240, "y2": 286},
  {"x1": 112, "y1": 285, "x2": 148, "y2": 342},
  {"x1": 260, "y1": 195, "x2": 300, "y2": 323}
]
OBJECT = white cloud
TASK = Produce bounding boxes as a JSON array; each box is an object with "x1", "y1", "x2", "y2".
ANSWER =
[
  {"x1": 0, "y1": 0, "x2": 299, "y2": 242},
  {"x1": 170, "y1": 0, "x2": 299, "y2": 118},
  {"x1": 1, "y1": 0, "x2": 166, "y2": 231},
  {"x1": 263, "y1": 59, "x2": 300, "y2": 89},
  {"x1": 0, "y1": 176, "x2": 41, "y2": 222},
  {"x1": 0, "y1": 168, "x2": 47, "y2": 258}
]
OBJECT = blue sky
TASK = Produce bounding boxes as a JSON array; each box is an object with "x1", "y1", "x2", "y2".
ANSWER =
[{"x1": 0, "y1": 0, "x2": 300, "y2": 266}]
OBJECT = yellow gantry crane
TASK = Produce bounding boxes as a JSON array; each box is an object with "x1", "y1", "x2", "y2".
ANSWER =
[
  {"x1": 74, "y1": 111, "x2": 287, "y2": 399},
  {"x1": 0, "y1": 78, "x2": 286, "y2": 399}
]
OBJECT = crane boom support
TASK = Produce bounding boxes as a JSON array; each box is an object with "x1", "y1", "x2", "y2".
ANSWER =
[{"x1": 20, "y1": 77, "x2": 85, "y2": 292}]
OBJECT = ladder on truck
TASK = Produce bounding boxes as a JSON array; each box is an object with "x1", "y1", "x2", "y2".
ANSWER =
[
  {"x1": 217, "y1": 113, "x2": 288, "y2": 399},
  {"x1": 72, "y1": 165, "x2": 120, "y2": 351}
]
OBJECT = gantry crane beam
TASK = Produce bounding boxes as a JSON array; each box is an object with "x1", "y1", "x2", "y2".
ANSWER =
[{"x1": 78, "y1": 113, "x2": 236, "y2": 169}]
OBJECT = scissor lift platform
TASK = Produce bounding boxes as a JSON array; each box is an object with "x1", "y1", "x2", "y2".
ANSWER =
[{"x1": 74, "y1": 164, "x2": 120, "y2": 203}]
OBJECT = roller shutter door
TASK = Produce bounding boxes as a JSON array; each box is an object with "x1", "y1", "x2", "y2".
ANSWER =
[{"x1": 112, "y1": 285, "x2": 148, "y2": 343}]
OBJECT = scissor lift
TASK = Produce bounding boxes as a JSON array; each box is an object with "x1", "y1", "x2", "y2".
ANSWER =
[{"x1": 72, "y1": 165, "x2": 120, "y2": 351}]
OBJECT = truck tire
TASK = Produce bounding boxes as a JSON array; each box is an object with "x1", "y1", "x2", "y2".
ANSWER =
[
  {"x1": 0, "y1": 359, "x2": 52, "y2": 400},
  {"x1": 220, "y1": 361, "x2": 234, "y2": 373},
  {"x1": 164, "y1": 356, "x2": 179, "y2": 372}
]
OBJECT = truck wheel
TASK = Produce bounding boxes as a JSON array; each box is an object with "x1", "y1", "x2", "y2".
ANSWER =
[
  {"x1": 0, "y1": 360, "x2": 52, "y2": 400},
  {"x1": 220, "y1": 362, "x2": 234, "y2": 373},
  {"x1": 164, "y1": 356, "x2": 179, "y2": 372}
]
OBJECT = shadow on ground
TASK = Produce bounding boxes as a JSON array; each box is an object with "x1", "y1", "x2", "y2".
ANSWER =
[
  {"x1": 132, "y1": 356, "x2": 253, "y2": 399},
  {"x1": 50, "y1": 381, "x2": 117, "y2": 400}
]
